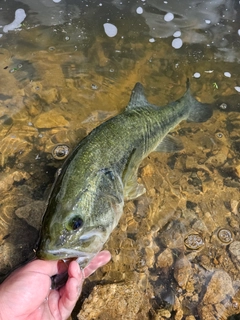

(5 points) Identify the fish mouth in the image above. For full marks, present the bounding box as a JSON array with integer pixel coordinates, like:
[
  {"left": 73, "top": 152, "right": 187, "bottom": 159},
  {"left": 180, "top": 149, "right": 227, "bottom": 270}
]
[{"left": 45, "top": 248, "right": 96, "bottom": 266}]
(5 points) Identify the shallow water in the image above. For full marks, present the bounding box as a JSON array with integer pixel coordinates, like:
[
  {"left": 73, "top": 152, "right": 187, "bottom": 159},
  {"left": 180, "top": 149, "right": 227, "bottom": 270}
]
[{"left": 0, "top": 1, "right": 240, "bottom": 319}]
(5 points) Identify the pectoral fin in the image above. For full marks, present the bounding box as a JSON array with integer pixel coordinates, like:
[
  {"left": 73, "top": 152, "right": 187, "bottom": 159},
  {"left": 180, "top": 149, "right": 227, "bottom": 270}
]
[
  {"left": 123, "top": 175, "right": 146, "bottom": 201},
  {"left": 155, "top": 135, "right": 184, "bottom": 153}
]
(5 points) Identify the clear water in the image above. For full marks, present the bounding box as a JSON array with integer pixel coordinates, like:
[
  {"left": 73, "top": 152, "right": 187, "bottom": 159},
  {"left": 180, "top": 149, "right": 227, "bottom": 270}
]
[{"left": 0, "top": 1, "right": 240, "bottom": 319}]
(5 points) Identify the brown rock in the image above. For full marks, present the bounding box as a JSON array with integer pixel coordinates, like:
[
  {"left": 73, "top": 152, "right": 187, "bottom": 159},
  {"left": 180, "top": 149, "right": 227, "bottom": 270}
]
[
  {"left": 40, "top": 88, "right": 59, "bottom": 104},
  {"left": 202, "top": 271, "right": 234, "bottom": 305},
  {"left": 78, "top": 282, "right": 149, "bottom": 320},
  {"left": 229, "top": 241, "right": 240, "bottom": 269},
  {"left": 173, "top": 255, "right": 191, "bottom": 288},
  {"left": 141, "top": 164, "right": 154, "bottom": 177},
  {"left": 33, "top": 109, "right": 69, "bottom": 128},
  {"left": 235, "top": 164, "right": 240, "bottom": 178},
  {"left": 156, "top": 248, "right": 173, "bottom": 269},
  {"left": 15, "top": 200, "right": 45, "bottom": 228}
]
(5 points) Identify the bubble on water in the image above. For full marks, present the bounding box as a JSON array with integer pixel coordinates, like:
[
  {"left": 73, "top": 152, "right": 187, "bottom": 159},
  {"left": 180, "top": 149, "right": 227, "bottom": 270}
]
[
  {"left": 164, "top": 12, "right": 174, "bottom": 22},
  {"left": 173, "top": 30, "right": 181, "bottom": 37},
  {"left": 219, "top": 103, "right": 227, "bottom": 110},
  {"left": 216, "top": 132, "right": 223, "bottom": 139},
  {"left": 91, "top": 84, "right": 98, "bottom": 90},
  {"left": 103, "top": 23, "right": 118, "bottom": 37},
  {"left": 52, "top": 0, "right": 61, "bottom": 2},
  {"left": 184, "top": 233, "right": 204, "bottom": 250},
  {"left": 217, "top": 228, "right": 233, "bottom": 244},
  {"left": 193, "top": 72, "right": 201, "bottom": 78},
  {"left": 205, "top": 19, "right": 211, "bottom": 24},
  {"left": 65, "top": 36, "right": 70, "bottom": 41},
  {"left": 149, "top": 38, "right": 155, "bottom": 43},
  {"left": 136, "top": 7, "right": 143, "bottom": 14},
  {"left": 238, "top": 29, "right": 240, "bottom": 36},
  {"left": 3, "top": 8, "right": 26, "bottom": 33},
  {"left": 224, "top": 72, "right": 231, "bottom": 77},
  {"left": 172, "top": 38, "right": 182, "bottom": 49},
  {"left": 52, "top": 144, "right": 70, "bottom": 160},
  {"left": 234, "top": 86, "right": 240, "bottom": 92}
]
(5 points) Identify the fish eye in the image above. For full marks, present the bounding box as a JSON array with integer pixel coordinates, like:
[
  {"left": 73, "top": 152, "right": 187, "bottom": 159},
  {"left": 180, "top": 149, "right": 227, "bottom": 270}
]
[{"left": 69, "top": 216, "right": 84, "bottom": 231}]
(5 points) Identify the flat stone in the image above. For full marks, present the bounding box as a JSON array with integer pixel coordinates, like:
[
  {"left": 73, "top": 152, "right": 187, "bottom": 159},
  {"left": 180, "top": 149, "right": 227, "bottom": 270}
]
[
  {"left": 78, "top": 282, "right": 149, "bottom": 320},
  {"left": 173, "top": 255, "right": 191, "bottom": 288},
  {"left": 202, "top": 271, "right": 234, "bottom": 305},
  {"left": 33, "top": 109, "right": 69, "bottom": 128}
]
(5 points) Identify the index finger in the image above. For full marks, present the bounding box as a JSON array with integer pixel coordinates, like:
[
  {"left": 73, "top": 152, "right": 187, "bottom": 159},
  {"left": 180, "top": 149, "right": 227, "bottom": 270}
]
[{"left": 83, "top": 250, "right": 111, "bottom": 278}]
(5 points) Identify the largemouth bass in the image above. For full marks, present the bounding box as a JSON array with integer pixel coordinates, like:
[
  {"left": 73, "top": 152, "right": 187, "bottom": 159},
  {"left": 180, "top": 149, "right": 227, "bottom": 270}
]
[{"left": 37, "top": 81, "right": 212, "bottom": 275}]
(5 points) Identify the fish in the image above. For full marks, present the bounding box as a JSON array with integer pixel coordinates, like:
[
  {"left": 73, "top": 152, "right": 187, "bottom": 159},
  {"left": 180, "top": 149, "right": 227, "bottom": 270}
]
[{"left": 37, "top": 80, "right": 212, "bottom": 286}]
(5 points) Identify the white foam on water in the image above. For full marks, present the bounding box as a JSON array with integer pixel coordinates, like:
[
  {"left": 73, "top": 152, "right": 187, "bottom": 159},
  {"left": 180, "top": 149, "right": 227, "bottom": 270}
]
[
  {"left": 0, "top": 34, "right": 2, "bottom": 38},
  {"left": 164, "top": 12, "right": 174, "bottom": 22},
  {"left": 172, "top": 38, "right": 183, "bottom": 49},
  {"left": 173, "top": 31, "right": 181, "bottom": 37},
  {"left": 149, "top": 38, "right": 155, "bottom": 43},
  {"left": 3, "top": 8, "right": 26, "bottom": 33},
  {"left": 224, "top": 72, "right": 231, "bottom": 77},
  {"left": 205, "top": 19, "right": 211, "bottom": 24},
  {"left": 136, "top": 7, "right": 143, "bottom": 14},
  {"left": 103, "top": 23, "right": 118, "bottom": 37},
  {"left": 238, "top": 29, "right": 240, "bottom": 36},
  {"left": 234, "top": 86, "right": 240, "bottom": 92},
  {"left": 52, "top": 0, "right": 61, "bottom": 2},
  {"left": 193, "top": 72, "right": 201, "bottom": 78}
]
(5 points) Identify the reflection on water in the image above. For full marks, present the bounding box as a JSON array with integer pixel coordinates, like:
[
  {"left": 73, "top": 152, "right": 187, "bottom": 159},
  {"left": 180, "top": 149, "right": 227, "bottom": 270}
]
[{"left": 0, "top": 0, "right": 240, "bottom": 319}]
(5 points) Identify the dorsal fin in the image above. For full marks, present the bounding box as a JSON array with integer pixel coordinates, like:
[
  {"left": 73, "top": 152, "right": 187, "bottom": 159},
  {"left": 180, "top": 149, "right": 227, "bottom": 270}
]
[{"left": 127, "top": 83, "right": 149, "bottom": 109}]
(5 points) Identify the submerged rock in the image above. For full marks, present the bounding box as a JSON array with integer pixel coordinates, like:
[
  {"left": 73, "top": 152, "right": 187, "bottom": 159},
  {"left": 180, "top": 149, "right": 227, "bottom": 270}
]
[
  {"left": 78, "top": 282, "right": 150, "bottom": 320},
  {"left": 33, "top": 109, "right": 69, "bottom": 128}
]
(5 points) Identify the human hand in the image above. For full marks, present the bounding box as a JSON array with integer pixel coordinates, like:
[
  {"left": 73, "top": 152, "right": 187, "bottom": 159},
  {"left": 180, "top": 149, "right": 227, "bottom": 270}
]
[{"left": 0, "top": 250, "right": 111, "bottom": 320}]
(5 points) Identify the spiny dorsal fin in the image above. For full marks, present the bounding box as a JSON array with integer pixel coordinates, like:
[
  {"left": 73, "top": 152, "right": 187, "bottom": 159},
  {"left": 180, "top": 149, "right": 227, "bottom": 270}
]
[{"left": 127, "top": 83, "right": 149, "bottom": 109}]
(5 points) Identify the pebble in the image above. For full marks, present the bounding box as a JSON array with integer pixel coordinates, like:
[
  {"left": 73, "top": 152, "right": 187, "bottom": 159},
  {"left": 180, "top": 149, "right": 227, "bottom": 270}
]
[
  {"left": 173, "top": 255, "right": 191, "bottom": 288},
  {"left": 156, "top": 248, "right": 173, "bottom": 268},
  {"left": 229, "top": 241, "right": 240, "bottom": 266},
  {"left": 202, "top": 270, "right": 234, "bottom": 305}
]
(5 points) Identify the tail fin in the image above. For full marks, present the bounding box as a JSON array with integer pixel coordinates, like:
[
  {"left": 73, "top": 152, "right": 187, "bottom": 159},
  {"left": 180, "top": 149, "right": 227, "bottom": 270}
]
[{"left": 184, "top": 79, "right": 212, "bottom": 122}]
